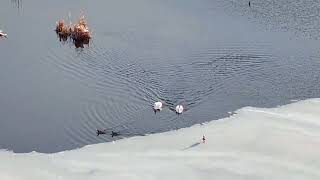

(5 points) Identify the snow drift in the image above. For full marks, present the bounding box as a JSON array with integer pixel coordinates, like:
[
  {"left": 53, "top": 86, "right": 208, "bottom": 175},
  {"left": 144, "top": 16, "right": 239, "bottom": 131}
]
[{"left": 1, "top": 99, "right": 320, "bottom": 180}]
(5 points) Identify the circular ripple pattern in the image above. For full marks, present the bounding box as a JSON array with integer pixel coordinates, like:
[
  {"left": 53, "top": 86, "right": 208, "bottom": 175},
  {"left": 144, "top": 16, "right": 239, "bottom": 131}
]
[
  {"left": 43, "top": 40, "right": 280, "bottom": 147},
  {"left": 2, "top": 0, "right": 320, "bottom": 153}
]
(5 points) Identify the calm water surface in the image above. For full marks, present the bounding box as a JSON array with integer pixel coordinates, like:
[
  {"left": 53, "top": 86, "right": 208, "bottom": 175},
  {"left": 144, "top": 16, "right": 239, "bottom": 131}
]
[{"left": 0, "top": 0, "right": 320, "bottom": 152}]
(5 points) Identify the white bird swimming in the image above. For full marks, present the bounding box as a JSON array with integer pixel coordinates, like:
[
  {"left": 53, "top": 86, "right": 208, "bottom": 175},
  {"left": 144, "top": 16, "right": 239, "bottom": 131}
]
[
  {"left": 0, "top": 30, "right": 7, "bottom": 37},
  {"left": 175, "top": 105, "right": 184, "bottom": 114},
  {"left": 153, "top": 101, "right": 163, "bottom": 111}
]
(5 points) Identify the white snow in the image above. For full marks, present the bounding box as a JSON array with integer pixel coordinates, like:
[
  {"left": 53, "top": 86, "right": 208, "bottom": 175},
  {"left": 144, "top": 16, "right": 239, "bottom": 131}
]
[{"left": 1, "top": 99, "right": 320, "bottom": 180}]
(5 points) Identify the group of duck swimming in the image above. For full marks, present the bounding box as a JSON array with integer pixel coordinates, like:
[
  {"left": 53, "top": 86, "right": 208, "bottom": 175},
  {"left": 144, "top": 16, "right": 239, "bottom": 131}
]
[
  {"left": 96, "top": 130, "right": 120, "bottom": 137},
  {"left": 97, "top": 102, "right": 184, "bottom": 137},
  {"left": 153, "top": 101, "right": 184, "bottom": 114}
]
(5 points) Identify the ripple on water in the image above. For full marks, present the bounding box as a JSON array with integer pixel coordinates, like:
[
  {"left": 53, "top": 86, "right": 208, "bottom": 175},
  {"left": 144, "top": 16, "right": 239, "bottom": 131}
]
[
  {"left": 44, "top": 38, "right": 278, "bottom": 147},
  {"left": 218, "top": 0, "right": 320, "bottom": 39}
]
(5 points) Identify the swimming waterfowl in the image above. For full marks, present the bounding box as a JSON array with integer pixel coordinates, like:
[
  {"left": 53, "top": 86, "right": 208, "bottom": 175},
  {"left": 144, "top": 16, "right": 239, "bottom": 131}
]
[
  {"left": 96, "top": 129, "right": 107, "bottom": 136},
  {"left": 153, "top": 101, "right": 163, "bottom": 112},
  {"left": 175, "top": 105, "right": 184, "bottom": 114},
  {"left": 111, "top": 131, "right": 120, "bottom": 137},
  {"left": 0, "top": 30, "right": 7, "bottom": 38}
]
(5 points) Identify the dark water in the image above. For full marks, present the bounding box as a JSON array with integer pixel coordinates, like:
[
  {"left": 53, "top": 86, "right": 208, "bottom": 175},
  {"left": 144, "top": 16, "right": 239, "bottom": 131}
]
[{"left": 0, "top": 0, "right": 320, "bottom": 153}]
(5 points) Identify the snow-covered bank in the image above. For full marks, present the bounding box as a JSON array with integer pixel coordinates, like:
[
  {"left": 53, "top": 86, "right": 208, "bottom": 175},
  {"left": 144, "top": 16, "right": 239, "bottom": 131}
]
[{"left": 1, "top": 99, "right": 320, "bottom": 180}]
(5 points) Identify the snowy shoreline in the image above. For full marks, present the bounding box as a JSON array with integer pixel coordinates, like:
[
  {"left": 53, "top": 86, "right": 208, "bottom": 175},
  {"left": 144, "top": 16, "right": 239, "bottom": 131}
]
[{"left": 1, "top": 99, "right": 320, "bottom": 179}]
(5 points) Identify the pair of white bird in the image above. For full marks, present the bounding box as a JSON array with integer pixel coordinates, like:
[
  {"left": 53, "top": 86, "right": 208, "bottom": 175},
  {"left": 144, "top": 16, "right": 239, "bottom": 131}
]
[
  {"left": 153, "top": 101, "right": 184, "bottom": 114},
  {"left": 0, "top": 30, "right": 7, "bottom": 38}
]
